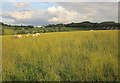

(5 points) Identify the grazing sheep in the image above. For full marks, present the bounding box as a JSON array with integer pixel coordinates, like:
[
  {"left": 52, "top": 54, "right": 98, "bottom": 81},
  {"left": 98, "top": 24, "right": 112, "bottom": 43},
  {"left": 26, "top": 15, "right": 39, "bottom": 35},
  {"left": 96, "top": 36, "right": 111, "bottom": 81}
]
[
  {"left": 14, "top": 35, "right": 22, "bottom": 38},
  {"left": 90, "top": 30, "right": 94, "bottom": 31},
  {"left": 26, "top": 33, "right": 30, "bottom": 37},
  {"left": 35, "top": 33, "right": 40, "bottom": 36},
  {"left": 32, "top": 34, "right": 35, "bottom": 37},
  {"left": 32, "top": 33, "right": 41, "bottom": 37}
]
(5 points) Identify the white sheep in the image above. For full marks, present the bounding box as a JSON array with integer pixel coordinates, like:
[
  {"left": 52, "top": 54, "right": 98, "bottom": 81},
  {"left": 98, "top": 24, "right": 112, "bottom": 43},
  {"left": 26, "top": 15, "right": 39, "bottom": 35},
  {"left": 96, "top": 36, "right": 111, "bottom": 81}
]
[
  {"left": 32, "top": 34, "right": 35, "bottom": 37},
  {"left": 35, "top": 33, "right": 40, "bottom": 36},
  {"left": 32, "top": 33, "right": 40, "bottom": 37},
  {"left": 26, "top": 33, "right": 30, "bottom": 37},
  {"left": 14, "top": 35, "right": 22, "bottom": 38}
]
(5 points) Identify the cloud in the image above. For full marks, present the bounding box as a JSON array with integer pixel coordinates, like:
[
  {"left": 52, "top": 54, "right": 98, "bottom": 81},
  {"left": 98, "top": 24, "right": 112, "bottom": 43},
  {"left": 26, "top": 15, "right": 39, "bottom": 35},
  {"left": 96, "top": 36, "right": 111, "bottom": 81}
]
[
  {"left": 2, "top": 2, "right": 118, "bottom": 26},
  {"left": 2, "top": 18, "right": 15, "bottom": 24},
  {"left": 7, "top": 10, "right": 34, "bottom": 20},
  {"left": 15, "top": 2, "right": 30, "bottom": 7},
  {"left": 2, "top": 6, "right": 81, "bottom": 25},
  {"left": 57, "top": 2, "right": 118, "bottom": 22},
  {"left": 48, "top": 6, "right": 80, "bottom": 23},
  {"left": 2, "top": 10, "right": 50, "bottom": 25}
]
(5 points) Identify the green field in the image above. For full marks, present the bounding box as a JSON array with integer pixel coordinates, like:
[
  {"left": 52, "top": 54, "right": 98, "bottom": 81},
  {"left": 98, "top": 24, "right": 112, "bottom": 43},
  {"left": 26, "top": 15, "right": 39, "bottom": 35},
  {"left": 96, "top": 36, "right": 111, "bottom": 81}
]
[
  {"left": 2, "top": 30, "right": 118, "bottom": 81},
  {"left": 1, "top": 25, "right": 80, "bottom": 35}
]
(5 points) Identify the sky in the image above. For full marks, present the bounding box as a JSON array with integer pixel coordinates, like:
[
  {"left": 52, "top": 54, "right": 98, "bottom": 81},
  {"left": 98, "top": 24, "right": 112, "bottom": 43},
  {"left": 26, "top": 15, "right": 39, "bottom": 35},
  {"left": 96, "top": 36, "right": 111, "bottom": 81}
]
[
  {"left": 1, "top": 1, "right": 119, "bottom": 26},
  {"left": 1, "top": 0, "right": 120, "bottom": 2}
]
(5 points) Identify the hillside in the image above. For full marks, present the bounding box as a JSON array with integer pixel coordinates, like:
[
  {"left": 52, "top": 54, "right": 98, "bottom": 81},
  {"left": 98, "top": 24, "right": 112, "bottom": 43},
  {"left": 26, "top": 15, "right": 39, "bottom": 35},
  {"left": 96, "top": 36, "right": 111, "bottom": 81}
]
[{"left": 0, "top": 21, "right": 119, "bottom": 35}]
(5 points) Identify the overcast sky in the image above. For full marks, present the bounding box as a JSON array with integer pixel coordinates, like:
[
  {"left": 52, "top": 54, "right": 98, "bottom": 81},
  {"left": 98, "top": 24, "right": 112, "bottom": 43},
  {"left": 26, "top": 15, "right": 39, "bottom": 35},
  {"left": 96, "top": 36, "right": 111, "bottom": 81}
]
[{"left": 1, "top": 1, "right": 118, "bottom": 26}]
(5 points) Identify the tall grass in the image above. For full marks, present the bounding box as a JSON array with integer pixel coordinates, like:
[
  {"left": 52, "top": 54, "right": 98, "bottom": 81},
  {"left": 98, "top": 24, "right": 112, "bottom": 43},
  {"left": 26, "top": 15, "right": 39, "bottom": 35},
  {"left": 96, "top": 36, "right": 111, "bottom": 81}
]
[
  {"left": 2, "top": 30, "right": 118, "bottom": 81},
  {"left": 3, "top": 29, "right": 16, "bottom": 35}
]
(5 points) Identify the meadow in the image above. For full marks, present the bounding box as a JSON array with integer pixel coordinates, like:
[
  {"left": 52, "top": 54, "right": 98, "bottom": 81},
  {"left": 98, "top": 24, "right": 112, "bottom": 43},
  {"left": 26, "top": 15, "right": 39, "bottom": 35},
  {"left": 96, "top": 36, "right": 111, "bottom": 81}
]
[{"left": 2, "top": 30, "right": 118, "bottom": 81}]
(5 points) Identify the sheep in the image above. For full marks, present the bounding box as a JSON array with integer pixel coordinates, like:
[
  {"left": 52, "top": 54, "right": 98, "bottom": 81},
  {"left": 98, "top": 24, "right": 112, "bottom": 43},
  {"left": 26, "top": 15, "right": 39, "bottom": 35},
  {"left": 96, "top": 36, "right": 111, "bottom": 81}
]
[
  {"left": 26, "top": 33, "right": 30, "bottom": 37},
  {"left": 35, "top": 33, "right": 40, "bottom": 36},
  {"left": 14, "top": 35, "right": 22, "bottom": 38},
  {"left": 90, "top": 30, "right": 94, "bottom": 31},
  {"left": 32, "top": 33, "right": 40, "bottom": 37},
  {"left": 32, "top": 34, "right": 35, "bottom": 37}
]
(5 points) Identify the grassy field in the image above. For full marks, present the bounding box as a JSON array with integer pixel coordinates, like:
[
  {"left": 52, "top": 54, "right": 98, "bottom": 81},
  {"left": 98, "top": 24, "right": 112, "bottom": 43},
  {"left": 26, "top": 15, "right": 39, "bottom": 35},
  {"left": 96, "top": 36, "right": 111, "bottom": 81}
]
[
  {"left": 2, "top": 30, "right": 118, "bottom": 81},
  {"left": 2, "top": 25, "right": 81, "bottom": 35}
]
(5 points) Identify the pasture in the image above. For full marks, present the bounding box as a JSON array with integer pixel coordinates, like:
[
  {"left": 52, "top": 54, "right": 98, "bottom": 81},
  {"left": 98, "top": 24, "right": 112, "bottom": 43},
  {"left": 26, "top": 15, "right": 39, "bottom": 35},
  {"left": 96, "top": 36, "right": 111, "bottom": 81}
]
[{"left": 2, "top": 30, "right": 118, "bottom": 81}]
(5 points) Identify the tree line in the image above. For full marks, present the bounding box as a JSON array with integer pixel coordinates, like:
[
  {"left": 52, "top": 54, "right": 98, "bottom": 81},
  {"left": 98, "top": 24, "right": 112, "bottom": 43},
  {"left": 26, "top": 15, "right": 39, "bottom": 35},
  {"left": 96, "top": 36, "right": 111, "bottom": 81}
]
[
  {"left": 45, "top": 21, "right": 119, "bottom": 30},
  {"left": 0, "top": 21, "right": 120, "bottom": 30}
]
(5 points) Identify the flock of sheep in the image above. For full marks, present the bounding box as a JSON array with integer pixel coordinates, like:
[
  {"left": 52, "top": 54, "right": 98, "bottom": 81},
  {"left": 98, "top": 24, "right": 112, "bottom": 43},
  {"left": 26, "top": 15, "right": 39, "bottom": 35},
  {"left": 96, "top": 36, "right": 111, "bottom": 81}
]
[
  {"left": 13, "top": 30, "right": 94, "bottom": 39},
  {"left": 14, "top": 33, "right": 41, "bottom": 39}
]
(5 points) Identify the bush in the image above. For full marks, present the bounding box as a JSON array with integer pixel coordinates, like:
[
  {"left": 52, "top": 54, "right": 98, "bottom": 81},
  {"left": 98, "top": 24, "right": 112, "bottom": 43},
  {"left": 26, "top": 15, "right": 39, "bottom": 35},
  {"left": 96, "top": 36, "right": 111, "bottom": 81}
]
[
  {"left": 3, "top": 29, "right": 16, "bottom": 35},
  {"left": 17, "top": 30, "right": 26, "bottom": 34}
]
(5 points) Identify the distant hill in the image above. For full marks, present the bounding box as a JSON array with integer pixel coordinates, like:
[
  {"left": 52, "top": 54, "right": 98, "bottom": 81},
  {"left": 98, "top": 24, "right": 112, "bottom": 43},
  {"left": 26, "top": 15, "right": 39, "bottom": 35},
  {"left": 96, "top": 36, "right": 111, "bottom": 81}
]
[
  {"left": 0, "top": 21, "right": 119, "bottom": 30},
  {"left": 0, "top": 21, "right": 119, "bottom": 35},
  {"left": 44, "top": 21, "right": 119, "bottom": 30}
]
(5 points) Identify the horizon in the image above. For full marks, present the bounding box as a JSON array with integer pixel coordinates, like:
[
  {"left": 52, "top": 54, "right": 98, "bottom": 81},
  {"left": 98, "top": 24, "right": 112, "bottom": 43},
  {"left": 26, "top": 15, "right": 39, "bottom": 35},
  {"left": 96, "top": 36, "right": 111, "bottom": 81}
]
[{"left": 0, "top": 20, "right": 118, "bottom": 27}]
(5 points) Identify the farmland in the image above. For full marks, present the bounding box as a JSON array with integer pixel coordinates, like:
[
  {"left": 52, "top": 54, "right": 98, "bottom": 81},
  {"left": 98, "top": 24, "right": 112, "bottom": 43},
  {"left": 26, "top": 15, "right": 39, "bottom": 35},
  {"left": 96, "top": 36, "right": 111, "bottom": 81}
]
[{"left": 2, "top": 30, "right": 118, "bottom": 81}]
